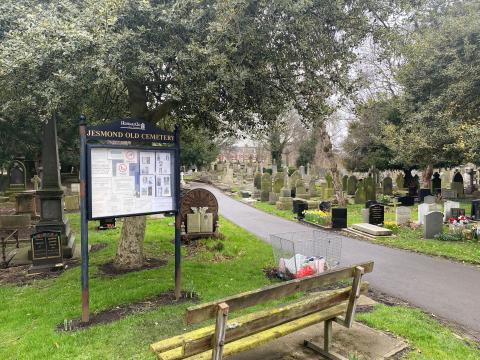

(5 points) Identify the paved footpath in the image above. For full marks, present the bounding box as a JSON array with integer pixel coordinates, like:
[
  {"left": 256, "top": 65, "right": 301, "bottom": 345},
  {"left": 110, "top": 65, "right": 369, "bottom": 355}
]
[{"left": 193, "top": 184, "right": 480, "bottom": 337}]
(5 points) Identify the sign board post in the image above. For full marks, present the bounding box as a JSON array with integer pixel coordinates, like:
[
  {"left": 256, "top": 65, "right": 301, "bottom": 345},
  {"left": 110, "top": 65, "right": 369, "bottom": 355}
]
[{"left": 78, "top": 116, "right": 181, "bottom": 322}]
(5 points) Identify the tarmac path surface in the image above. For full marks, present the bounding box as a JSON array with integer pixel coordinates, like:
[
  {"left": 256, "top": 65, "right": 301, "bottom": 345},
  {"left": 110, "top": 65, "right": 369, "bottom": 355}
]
[{"left": 192, "top": 183, "right": 480, "bottom": 337}]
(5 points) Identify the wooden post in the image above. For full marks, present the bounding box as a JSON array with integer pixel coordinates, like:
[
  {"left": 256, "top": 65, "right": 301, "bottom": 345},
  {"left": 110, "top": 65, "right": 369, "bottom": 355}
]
[
  {"left": 336, "top": 266, "right": 364, "bottom": 328},
  {"left": 212, "top": 302, "right": 229, "bottom": 360},
  {"left": 324, "top": 319, "right": 332, "bottom": 352}
]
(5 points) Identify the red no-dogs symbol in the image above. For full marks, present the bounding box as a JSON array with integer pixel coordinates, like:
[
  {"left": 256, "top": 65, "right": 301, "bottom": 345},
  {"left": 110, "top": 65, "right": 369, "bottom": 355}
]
[
  {"left": 125, "top": 151, "right": 135, "bottom": 161},
  {"left": 118, "top": 163, "right": 128, "bottom": 175}
]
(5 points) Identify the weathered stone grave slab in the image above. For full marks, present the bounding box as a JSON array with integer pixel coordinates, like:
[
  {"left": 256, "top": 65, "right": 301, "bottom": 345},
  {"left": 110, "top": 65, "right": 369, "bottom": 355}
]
[
  {"left": 395, "top": 206, "right": 411, "bottom": 225},
  {"left": 424, "top": 211, "right": 443, "bottom": 239},
  {"left": 352, "top": 223, "right": 392, "bottom": 236}
]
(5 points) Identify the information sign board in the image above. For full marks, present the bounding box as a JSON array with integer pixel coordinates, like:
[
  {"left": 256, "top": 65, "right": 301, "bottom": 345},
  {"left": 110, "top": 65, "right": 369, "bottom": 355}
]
[{"left": 87, "top": 145, "right": 176, "bottom": 219}]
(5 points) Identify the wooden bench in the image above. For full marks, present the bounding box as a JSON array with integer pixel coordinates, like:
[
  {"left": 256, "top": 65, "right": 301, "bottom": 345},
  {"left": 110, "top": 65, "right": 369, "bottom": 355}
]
[{"left": 150, "top": 261, "right": 374, "bottom": 360}]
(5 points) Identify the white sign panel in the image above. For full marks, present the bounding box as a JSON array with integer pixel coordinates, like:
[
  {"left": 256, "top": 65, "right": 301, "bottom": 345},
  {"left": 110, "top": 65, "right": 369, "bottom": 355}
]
[{"left": 88, "top": 147, "right": 175, "bottom": 219}]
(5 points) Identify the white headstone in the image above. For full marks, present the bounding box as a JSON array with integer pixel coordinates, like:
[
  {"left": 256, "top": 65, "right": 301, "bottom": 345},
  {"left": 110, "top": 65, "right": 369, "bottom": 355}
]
[
  {"left": 443, "top": 200, "right": 460, "bottom": 222},
  {"left": 418, "top": 203, "right": 436, "bottom": 225},
  {"left": 395, "top": 206, "right": 411, "bottom": 225},
  {"left": 70, "top": 183, "right": 80, "bottom": 193}
]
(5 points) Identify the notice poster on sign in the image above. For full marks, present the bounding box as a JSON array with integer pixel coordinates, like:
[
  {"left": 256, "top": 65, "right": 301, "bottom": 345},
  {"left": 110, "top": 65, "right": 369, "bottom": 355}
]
[{"left": 88, "top": 147, "right": 175, "bottom": 219}]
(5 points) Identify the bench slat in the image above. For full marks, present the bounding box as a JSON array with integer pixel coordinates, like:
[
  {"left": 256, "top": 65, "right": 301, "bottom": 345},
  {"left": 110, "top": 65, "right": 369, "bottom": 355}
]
[
  {"left": 186, "top": 261, "right": 374, "bottom": 325},
  {"left": 152, "top": 284, "right": 368, "bottom": 359},
  {"left": 183, "top": 303, "right": 348, "bottom": 360}
]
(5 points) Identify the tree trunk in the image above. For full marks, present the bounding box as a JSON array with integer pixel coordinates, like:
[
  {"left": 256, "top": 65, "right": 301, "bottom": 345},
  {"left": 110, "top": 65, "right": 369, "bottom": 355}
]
[
  {"left": 113, "top": 81, "right": 149, "bottom": 270},
  {"left": 318, "top": 123, "right": 346, "bottom": 206},
  {"left": 114, "top": 216, "right": 146, "bottom": 270},
  {"left": 422, "top": 164, "right": 433, "bottom": 189}
]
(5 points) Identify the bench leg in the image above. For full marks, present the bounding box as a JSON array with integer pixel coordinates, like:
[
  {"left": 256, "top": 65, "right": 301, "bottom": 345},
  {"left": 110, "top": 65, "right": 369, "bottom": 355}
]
[
  {"left": 212, "top": 302, "right": 229, "bottom": 360},
  {"left": 303, "top": 320, "right": 347, "bottom": 360}
]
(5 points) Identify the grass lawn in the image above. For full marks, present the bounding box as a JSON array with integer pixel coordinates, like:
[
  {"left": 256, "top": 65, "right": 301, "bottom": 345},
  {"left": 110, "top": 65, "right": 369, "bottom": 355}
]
[
  {"left": 0, "top": 214, "right": 478, "bottom": 359},
  {"left": 358, "top": 304, "right": 480, "bottom": 360},
  {"left": 244, "top": 198, "right": 480, "bottom": 264}
]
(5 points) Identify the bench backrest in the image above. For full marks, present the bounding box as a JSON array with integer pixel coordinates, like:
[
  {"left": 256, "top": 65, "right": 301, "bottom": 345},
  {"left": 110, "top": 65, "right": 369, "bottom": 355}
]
[{"left": 186, "top": 261, "right": 374, "bottom": 325}]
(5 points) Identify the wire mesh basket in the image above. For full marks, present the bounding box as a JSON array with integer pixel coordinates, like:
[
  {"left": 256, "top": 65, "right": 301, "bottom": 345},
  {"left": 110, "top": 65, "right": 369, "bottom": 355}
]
[{"left": 270, "top": 231, "right": 342, "bottom": 279}]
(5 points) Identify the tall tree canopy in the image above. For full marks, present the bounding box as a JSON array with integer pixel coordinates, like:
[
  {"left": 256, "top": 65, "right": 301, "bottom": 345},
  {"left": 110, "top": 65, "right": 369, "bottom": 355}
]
[{"left": 0, "top": 0, "right": 384, "bottom": 269}]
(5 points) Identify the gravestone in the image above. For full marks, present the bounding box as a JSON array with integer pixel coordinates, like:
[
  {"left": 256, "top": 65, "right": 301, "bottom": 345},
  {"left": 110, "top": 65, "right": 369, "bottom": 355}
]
[
  {"left": 260, "top": 173, "right": 272, "bottom": 202},
  {"left": 361, "top": 208, "right": 369, "bottom": 223},
  {"left": 332, "top": 208, "right": 347, "bottom": 229},
  {"left": 276, "top": 170, "right": 293, "bottom": 210},
  {"left": 319, "top": 201, "right": 331, "bottom": 212},
  {"left": 451, "top": 172, "right": 464, "bottom": 197},
  {"left": 418, "top": 203, "right": 433, "bottom": 225},
  {"left": 450, "top": 208, "right": 466, "bottom": 218},
  {"left": 292, "top": 199, "right": 308, "bottom": 219},
  {"left": 271, "top": 162, "right": 278, "bottom": 175},
  {"left": 15, "top": 191, "right": 37, "bottom": 218},
  {"left": 295, "top": 179, "right": 309, "bottom": 199},
  {"left": 180, "top": 188, "right": 219, "bottom": 240},
  {"left": 471, "top": 200, "right": 480, "bottom": 220},
  {"left": 395, "top": 206, "right": 411, "bottom": 225},
  {"left": 423, "top": 195, "right": 435, "bottom": 204},
  {"left": 342, "top": 175, "right": 348, "bottom": 192},
  {"left": 98, "top": 218, "right": 116, "bottom": 230},
  {"left": 289, "top": 170, "right": 301, "bottom": 197},
  {"left": 347, "top": 175, "right": 357, "bottom": 195},
  {"left": 431, "top": 173, "right": 441, "bottom": 194},
  {"left": 354, "top": 182, "right": 366, "bottom": 204},
  {"left": 364, "top": 176, "right": 376, "bottom": 201},
  {"left": 369, "top": 204, "right": 384, "bottom": 225},
  {"left": 395, "top": 174, "right": 405, "bottom": 190},
  {"left": 64, "top": 195, "right": 80, "bottom": 211},
  {"left": 365, "top": 200, "right": 377, "bottom": 209},
  {"left": 6, "top": 160, "right": 27, "bottom": 199},
  {"left": 418, "top": 188, "right": 431, "bottom": 203},
  {"left": 253, "top": 171, "right": 262, "bottom": 190},
  {"left": 272, "top": 173, "right": 284, "bottom": 195},
  {"left": 31, "top": 175, "right": 41, "bottom": 191},
  {"left": 35, "top": 118, "right": 75, "bottom": 258},
  {"left": 443, "top": 201, "right": 460, "bottom": 222},
  {"left": 308, "top": 178, "right": 317, "bottom": 198},
  {"left": 299, "top": 166, "right": 306, "bottom": 179},
  {"left": 382, "top": 176, "right": 393, "bottom": 195},
  {"left": 30, "top": 231, "right": 63, "bottom": 271},
  {"left": 423, "top": 211, "right": 443, "bottom": 239},
  {"left": 441, "top": 188, "right": 456, "bottom": 199},
  {"left": 325, "top": 173, "right": 333, "bottom": 189},
  {"left": 398, "top": 195, "right": 414, "bottom": 206}
]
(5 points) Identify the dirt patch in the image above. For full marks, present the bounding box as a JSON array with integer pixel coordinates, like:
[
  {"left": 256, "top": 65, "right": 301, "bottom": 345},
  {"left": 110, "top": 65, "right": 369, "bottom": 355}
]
[
  {"left": 262, "top": 267, "right": 280, "bottom": 281},
  {"left": 0, "top": 260, "right": 79, "bottom": 286},
  {"left": 98, "top": 257, "right": 167, "bottom": 276},
  {"left": 57, "top": 290, "right": 199, "bottom": 332},
  {"left": 90, "top": 243, "right": 108, "bottom": 253},
  {"left": 367, "top": 289, "right": 409, "bottom": 307}
]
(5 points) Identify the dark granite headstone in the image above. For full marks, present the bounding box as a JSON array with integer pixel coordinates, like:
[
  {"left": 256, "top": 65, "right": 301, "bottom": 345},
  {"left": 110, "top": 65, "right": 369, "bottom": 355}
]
[
  {"left": 332, "top": 208, "right": 347, "bottom": 229},
  {"left": 30, "top": 231, "right": 63, "bottom": 270},
  {"left": 450, "top": 208, "right": 466, "bottom": 218},
  {"left": 418, "top": 188, "right": 431, "bottom": 203},
  {"left": 98, "top": 218, "right": 116, "bottom": 230},
  {"left": 365, "top": 200, "right": 377, "bottom": 209},
  {"left": 292, "top": 199, "right": 308, "bottom": 219},
  {"left": 319, "top": 201, "right": 331, "bottom": 212},
  {"left": 398, "top": 196, "right": 415, "bottom": 206},
  {"left": 431, "top": 173, "right": 441, "bottom": 194},
  {"left": 471, "top": 200, "right": 480, "bottom": 220},
  {"left": 369, "top": 204, "right": 384, "bottom": 225}
]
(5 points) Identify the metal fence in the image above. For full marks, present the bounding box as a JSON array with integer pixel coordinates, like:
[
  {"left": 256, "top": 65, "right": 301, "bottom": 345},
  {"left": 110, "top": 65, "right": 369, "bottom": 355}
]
[{"left": 270, "top": 230, "right": 342, "bottom": 279}]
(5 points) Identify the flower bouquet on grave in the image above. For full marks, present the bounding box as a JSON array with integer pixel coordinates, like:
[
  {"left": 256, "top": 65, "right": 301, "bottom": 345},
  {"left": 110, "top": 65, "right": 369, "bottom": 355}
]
[{"left": 448, "top": 215, "right": 470, "bottom": 236}]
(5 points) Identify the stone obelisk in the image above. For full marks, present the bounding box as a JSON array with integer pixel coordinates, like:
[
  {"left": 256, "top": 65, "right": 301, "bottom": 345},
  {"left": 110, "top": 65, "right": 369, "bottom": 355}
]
[{"left": 35, "top": 117, "right": 76, "bottom": 258}]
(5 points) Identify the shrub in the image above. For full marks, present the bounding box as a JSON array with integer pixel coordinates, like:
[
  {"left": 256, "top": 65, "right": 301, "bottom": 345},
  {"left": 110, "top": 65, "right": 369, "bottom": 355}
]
[{"left": 434, "top": 233, "right": 463, "bottom": 242}]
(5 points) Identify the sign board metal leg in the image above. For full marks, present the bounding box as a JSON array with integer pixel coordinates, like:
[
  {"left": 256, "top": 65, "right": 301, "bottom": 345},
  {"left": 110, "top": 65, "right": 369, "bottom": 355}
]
[{"left": 79, "top": 115, "right": 89, "bottom": 323}]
